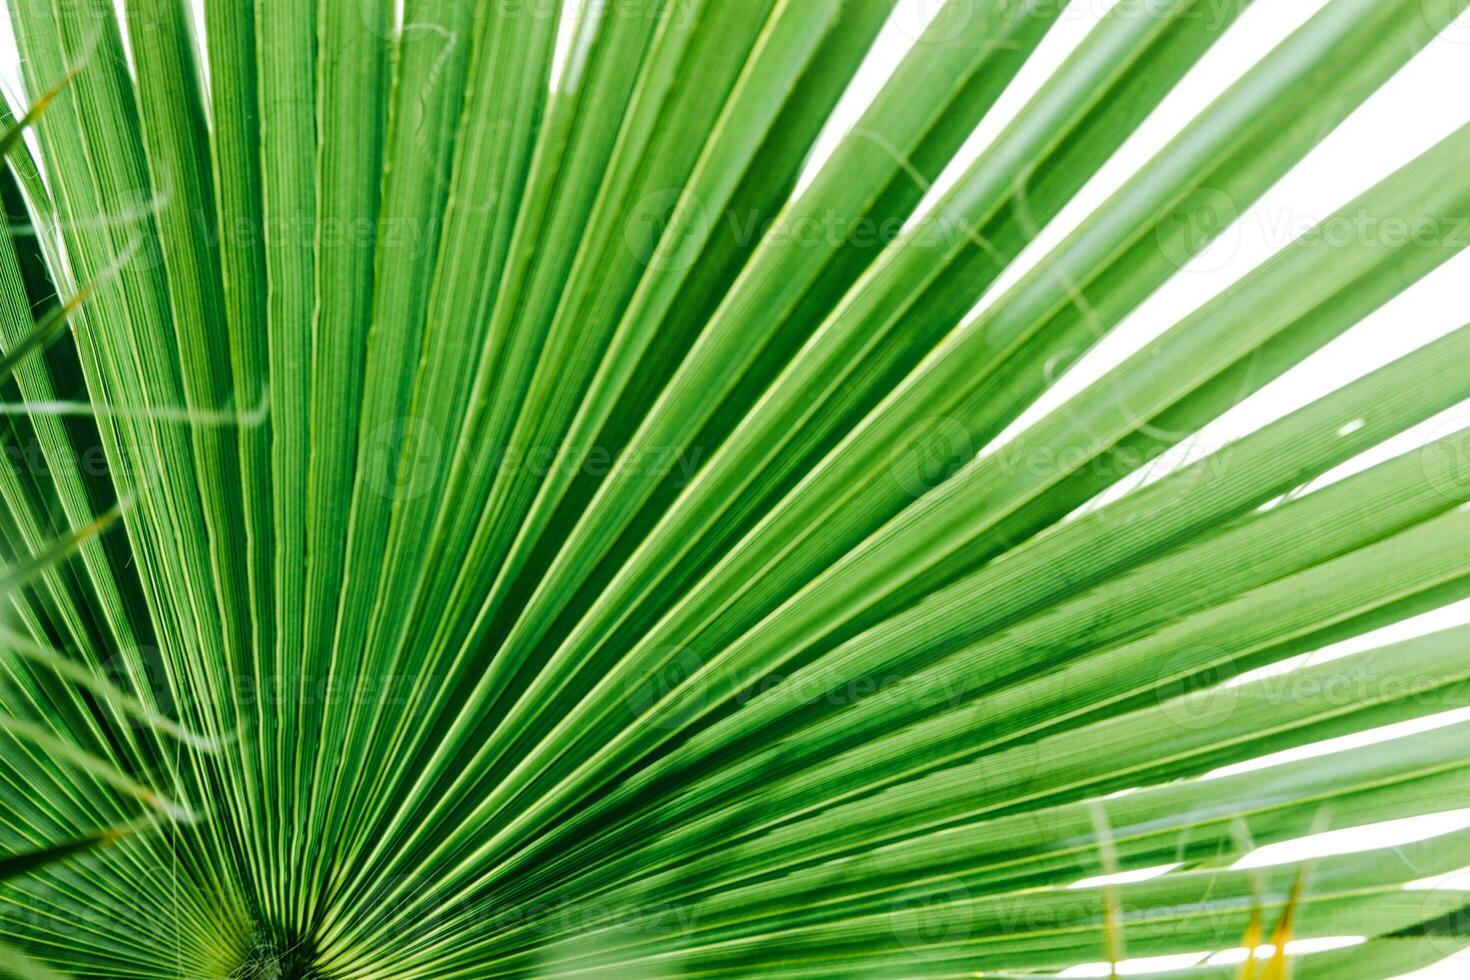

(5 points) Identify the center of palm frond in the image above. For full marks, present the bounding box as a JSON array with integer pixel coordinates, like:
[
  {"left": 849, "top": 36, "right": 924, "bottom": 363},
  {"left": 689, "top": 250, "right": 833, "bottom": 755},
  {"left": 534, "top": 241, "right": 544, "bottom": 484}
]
[{"left": 232, "top": 937, "right": 321, "bottom": 980}]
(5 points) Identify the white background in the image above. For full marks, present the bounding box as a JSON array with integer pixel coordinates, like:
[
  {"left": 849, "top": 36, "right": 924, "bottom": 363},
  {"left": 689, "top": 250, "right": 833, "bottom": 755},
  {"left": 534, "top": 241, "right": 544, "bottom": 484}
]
[{"left": 2, "top": 0, "right": 1470, "bottom": 975}]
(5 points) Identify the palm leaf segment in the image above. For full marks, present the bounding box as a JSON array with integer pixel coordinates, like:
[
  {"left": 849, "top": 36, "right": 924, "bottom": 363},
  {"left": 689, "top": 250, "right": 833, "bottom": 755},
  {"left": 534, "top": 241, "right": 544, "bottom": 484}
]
[{"left": 2, "top": 0, "right": 1470, "bottom": 976}]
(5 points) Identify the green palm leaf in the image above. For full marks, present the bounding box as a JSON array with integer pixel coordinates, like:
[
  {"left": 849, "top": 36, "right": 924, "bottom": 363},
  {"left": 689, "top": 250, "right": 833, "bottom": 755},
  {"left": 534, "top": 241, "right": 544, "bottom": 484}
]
[{"left": 2, "top": 0, "right": 1470, "bottom": 977}]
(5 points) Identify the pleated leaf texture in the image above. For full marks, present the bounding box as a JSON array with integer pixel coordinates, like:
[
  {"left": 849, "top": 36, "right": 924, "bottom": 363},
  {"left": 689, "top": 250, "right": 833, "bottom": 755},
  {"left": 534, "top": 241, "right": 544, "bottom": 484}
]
[{"left": 4, "top": 0, "right": 1470, "bottom": 977}]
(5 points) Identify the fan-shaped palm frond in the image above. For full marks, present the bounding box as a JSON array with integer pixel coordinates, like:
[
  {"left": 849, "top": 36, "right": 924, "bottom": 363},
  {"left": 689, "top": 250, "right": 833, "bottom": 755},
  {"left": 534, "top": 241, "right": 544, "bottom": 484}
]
[{"left": 3, "top": 0, "right": 1470, "bottom": 977}]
